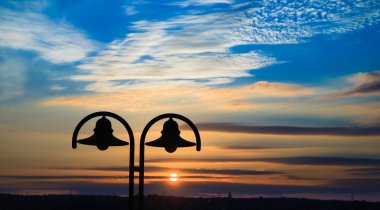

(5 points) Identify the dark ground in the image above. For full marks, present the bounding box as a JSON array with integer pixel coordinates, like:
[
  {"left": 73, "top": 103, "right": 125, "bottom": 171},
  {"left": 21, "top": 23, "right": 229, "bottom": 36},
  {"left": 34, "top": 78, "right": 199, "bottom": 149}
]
[{"left": 1, "top": 194, "right": 380, "bottom": 210}]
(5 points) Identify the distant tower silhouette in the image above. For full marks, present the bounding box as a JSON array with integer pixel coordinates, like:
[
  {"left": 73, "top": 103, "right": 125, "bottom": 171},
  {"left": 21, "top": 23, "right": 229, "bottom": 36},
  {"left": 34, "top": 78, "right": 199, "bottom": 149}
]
[{"left": 228, "top": 192, "right": 232, "bottom": 199}]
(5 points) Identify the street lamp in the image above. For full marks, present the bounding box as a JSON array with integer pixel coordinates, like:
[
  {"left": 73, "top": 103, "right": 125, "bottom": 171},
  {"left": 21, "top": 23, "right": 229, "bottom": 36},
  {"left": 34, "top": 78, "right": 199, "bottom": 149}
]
[
  {"left": 71, "top": 111, "right": 135, "bottom": 210},
  {"left": 138, "top": 113, "right": 201, "bottom": 210},
  {"left": 71, "top": 112, "right": 201, "bottom": 210}
]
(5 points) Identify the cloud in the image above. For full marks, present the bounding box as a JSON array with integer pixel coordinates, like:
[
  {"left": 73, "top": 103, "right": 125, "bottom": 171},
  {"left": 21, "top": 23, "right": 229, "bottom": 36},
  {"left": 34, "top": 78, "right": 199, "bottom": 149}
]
[
  {"left": 70, "top": 0, "right": 380, "bottom": 91},
  {"left": 220, "top": 146, "right": 297, "bottom": 150},
  {"left": 83, "top": 166, "right": 283, "bottom": 176},
  {"left": 0, "top": 175, "right": 129, "bottom": 180},
  {"left": 193, "top": 122, "right": 380, "bottom": 136},
  {"left": 0, "top": 7, "right": 96, "bottom": 63},
  {"left": 2, "top": 179, "right": 379, "bottom": 196},
  {"left": 75, "top": 52, "right": 274, "bottom": 83},
  {"left": 327, "top": 178, "right": 380, "bottom": 193},
  {"left": 240, "top": 0, "right": 380, "bottom": 44},
  {"left": 346, "top": 167, "right": 380, "bottom": 177},
  {"left": 42, "top": 81, "right": 314, "bottom": 111},
  {"left": 179, "top": 168, "right": 283, "bottom": 176},
  {"left": 172, "top": 0, "right": 233, "bottom": 7},
  {"left": 257, "top": 157, "right": 380, "bottom": 167},
  {"left": 146, "top": 156, "right": 380, "bottom": 167},
  {"left": 0, "top": 56, "right": 25, "bottom": 101},
  {"left": 337, "top": 70, "right": 380, "bottom": 97},
  {"left": 0, "top": 175, "right": 220, "bottom": 180},
  {"left": 124, "top": 6, "right": 138, "bottom": 16},
  {"left": 49, "top": 85, "right": 66, "bottom": 91},
  {"left": 250, "top": 81, "right": 315, "bottom": 96},
  {"left": 71, "top": 3, "right": 279, "bottom": 91}
]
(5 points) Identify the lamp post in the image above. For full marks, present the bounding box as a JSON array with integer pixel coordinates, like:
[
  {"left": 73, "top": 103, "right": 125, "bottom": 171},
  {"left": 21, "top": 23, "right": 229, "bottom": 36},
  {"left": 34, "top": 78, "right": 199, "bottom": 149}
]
[
  {"left": 71, "top": 112, "right": 201, "bottom": 210},
  {"left": 138, "top": 113, "right": 201, "bottom": 210},
  {"left": 71, "top": 111, "right": 135, "bottom": 210}
]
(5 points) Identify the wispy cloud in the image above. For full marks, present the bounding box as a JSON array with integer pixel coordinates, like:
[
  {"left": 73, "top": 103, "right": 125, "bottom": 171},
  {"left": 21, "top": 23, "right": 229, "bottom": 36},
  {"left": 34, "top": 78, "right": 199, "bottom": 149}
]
[
  {"left": 124, "top": 6, "right": 138, "bottom": 16},
  {"left": 72, "top": 3, "right": 278, "bottom": 91},
  {"left": 0, "top": 7, "right": 97, "bottom": 63},
  {"left": 171, "top": 0, "right": 233, "bottom": 7},
  {"left": 0, "top": 55, "right": 25, "bottom": 101}
]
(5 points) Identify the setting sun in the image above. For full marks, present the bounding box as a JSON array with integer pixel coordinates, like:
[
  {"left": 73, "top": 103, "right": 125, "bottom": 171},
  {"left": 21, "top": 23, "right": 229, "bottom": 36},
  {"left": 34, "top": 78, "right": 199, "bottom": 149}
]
[{"left": 169, "top": 173, "right": 178, "bottom": 182}]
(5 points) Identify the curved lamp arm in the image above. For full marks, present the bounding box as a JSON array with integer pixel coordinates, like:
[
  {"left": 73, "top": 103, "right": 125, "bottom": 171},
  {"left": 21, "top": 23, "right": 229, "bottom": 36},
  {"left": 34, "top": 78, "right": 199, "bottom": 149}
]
[
  {"left": 72, "top": 111, "right": 134, "bottom": 149},
  {"left": 71, "top": 111, "right": 135, "bottom": 210}
]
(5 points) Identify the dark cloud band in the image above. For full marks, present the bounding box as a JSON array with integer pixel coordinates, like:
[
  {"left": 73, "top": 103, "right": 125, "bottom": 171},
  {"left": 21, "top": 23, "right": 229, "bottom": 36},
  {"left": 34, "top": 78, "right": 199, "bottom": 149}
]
[
  {"left": 146, "top": 156, "right": 380, "bottom": 166},
  {"left": 191, "top": 123, "right": 380, "bottom": 136}
]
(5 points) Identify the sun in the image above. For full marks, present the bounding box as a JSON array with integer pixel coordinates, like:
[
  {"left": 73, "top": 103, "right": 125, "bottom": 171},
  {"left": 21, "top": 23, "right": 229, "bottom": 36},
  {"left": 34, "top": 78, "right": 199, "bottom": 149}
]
[{"left": 169, "top": 173, "right": 178, "bottom": 182}]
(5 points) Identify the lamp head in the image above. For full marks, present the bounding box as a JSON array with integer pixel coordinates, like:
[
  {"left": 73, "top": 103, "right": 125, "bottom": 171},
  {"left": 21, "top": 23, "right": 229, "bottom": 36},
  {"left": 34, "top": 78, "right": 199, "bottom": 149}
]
[
  {"left": 77, "top": 116, "right": 129, "bottom": 150},
  {"left": 145, "top": 118, "right": 196, "bottom": 153}
]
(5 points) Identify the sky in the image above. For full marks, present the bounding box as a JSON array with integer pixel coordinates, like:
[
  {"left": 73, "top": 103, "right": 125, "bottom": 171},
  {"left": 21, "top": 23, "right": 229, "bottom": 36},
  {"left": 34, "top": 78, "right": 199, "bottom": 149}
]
[{"left": 1, "top": 0, "right": 380, "bottom": 201}]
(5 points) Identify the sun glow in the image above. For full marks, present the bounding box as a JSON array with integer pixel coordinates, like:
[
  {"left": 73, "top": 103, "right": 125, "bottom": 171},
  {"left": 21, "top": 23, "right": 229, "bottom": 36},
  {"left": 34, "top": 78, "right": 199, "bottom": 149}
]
[{"left": 169, "top": 173, "right": 178, "bottom": 182}]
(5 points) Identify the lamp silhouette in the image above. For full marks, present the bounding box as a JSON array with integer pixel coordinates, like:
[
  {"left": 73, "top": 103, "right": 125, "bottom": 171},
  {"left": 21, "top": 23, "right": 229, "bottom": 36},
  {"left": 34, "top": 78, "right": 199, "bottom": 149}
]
[
  {"left": 145, "top": 118, "right": 196, "bottom": 153},
  {"left": 71, "top": 112, "right": 201, "bottom": 210},
  {"left": 72, "top": 111, "right": 135, "bottom": 210},
  {"left": 77, "top": 116, "right": 129, "bottom": 150},
  {"left": 139, "top": 113, "right": 201, "bottom": 210}
]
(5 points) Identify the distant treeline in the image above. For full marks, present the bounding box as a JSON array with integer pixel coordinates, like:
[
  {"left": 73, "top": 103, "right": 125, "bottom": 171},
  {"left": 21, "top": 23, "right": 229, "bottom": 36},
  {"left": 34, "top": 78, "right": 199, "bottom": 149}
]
[{"left": 1, "top": 194, "right": 380, "bottom": 210}]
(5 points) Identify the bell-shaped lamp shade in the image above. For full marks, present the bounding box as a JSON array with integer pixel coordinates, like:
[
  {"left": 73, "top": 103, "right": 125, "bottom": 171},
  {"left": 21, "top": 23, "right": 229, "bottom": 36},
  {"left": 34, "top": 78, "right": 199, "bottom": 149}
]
[
  {"left": 77, "top": 116, "right": 129, "bottom": 150},
  {"left": 145, "top": 118, "right": 196, "bottom": 153}
]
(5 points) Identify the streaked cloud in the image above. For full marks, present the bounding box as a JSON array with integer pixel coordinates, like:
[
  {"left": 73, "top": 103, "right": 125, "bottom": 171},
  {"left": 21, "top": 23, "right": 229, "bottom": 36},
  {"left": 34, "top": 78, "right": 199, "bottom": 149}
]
[
  {"left": 194, "top": 122, "right": 380, "bottom": 136},
  {"left": 258, "top": 157, "right": 380, "bottom": 167},
  {"left": 2, "top": 179, "right": 379, "bottom": 196},
  {"left": 174, "top": 168, "right": 284, "bottom": 176},
  {"left": 346, "top": 167, "right": 380, "bottom": 177},
  {"left": 146, "top": 156, "right": 380, "bottom": 167},
  {"left": 0, "top": 175, "right": 129, "bottom": 180},
  {"left": 220, "top": 145, "right": 298, "bottom": 150},
  {"left": 337, "top": 70, "right": 380, "bottom": 97},
  {"left": 83, "top": 166, "right": 284, "bottom": 176},
  {"left": 0, "top": 7, "right": 96, "bottom": 63},
  {"left": 250, "top": 81, "right": 316, "bottom": 96},
  {"left": 0, "top": 175, "right": 221, "bottom": 180},
  {"left": 42, "top": 81, "right": 314, "bottom": 111}
]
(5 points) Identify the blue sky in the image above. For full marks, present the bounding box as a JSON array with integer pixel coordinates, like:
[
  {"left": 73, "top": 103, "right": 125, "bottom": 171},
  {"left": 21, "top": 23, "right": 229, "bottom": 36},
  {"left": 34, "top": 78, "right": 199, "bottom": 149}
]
[
  {"left": 1, "top": 0, "right": 380, "bottom": 100},
  {"left": 1, "top": 0, "right": 380, "bottom": 200}
]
